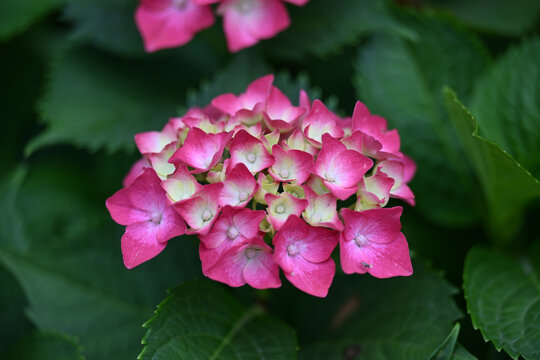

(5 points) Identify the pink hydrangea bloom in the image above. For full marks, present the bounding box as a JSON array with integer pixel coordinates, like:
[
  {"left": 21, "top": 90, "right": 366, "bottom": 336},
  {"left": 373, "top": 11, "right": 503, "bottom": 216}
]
[{"left": 107, "top": 75, "right": 416, "bottom": 296}]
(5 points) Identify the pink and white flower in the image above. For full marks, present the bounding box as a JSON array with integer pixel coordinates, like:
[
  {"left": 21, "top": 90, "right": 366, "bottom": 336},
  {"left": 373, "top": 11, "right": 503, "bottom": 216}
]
[
  {"left": 106, "top": 168, "right": 187, "bottom": 269},
  {"left": 174, "top": 182, "right": 223, "bottom": 234},
  {"left": 268, "top": 145, "right": 313, "bottom": 184},
  {"left": 375, "top": 159, "right": 415, "bottom": 206},
  {"left": 219, "top": 163, "right": 258, "bottom": 207},
  {"left": 229, "top": 130, "right": 275, "bottom": 174},
  {"left": 199, "top": 206, "right": 265, "bottom": 270},
  {"left": 313, "top": 133, "right": 373, "bottom": 200},
  {"left": 169, "top": 127, "right": 232, "bottom": 173},
  {"left": 340, "top": 207, "right": 412, "bottom": 278},
  {"left": 203, "top": 237, "right": 281, "bottom": 288},
  {"left": 265, "top": 192, "right": 308, "bottom": 231}
]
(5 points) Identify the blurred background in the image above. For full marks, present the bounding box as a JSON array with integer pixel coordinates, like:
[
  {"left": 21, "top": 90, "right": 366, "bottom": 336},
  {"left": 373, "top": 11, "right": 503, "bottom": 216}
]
[{"left": 1, "top": 0, "right": 539, "bottom": 359}]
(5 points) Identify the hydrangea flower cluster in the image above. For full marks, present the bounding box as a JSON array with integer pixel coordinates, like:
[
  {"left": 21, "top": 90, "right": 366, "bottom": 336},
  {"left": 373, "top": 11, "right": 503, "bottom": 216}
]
[
  {"left": 135, "top": 0, "right": 308, "bottom": 52},
  {"left": 106, "top": 75, "right": 416, "bottom": 297}
]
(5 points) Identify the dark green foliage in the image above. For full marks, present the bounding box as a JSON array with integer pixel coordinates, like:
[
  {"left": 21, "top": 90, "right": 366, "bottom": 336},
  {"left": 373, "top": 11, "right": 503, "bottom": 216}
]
[
  {"left": 2, "top": 1, "right": 540, "bottom": 359},
  {"left": 139, "top": 281, "right": 297, "bottom": 359},
  {"left": 464, "top": 246, "right": 540, "bottom": 359}
]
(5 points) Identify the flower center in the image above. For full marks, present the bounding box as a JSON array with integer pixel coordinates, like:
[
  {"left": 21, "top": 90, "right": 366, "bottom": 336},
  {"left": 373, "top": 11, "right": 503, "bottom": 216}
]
[
  {"left": 202, "top": 210, "right": 213, "bottom": 221},
  {"left": 325, "top": 173, "right": 336, "bottom": 182},
  {"left": 150, "top": 212, "right": 162, "bottom": 225},
  {"left": 279, "top": 169, "right": 290, "bottom": 178},
  {"left": 235, "top": 0, "right": 254, "bottom": 12},
  {"left": 238, "top": 191, "right": 248, "bottom": 201},
  {"left": 245, "top": 247, "right": 257, "bottom": 259},
  {"left": 354, "top": 234, "right": 367, "bottom": 247},
  {"left": 287, "top": 244, "right": 299, "bottom": 256},
  {"left": 246, "top": 153, "right": 257, "bottom": 163},
  {"left": 275, "top": 204, "right": 286, "bottom": 214},
  {"left": 172, "top": 0, "right": 188, "bottom": 10},
  {"left": 226, "top": 227, "right": 239, "bottom": 240}
]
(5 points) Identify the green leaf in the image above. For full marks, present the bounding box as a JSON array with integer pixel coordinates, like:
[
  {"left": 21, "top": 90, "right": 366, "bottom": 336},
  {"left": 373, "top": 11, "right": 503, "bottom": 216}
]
[
  {"left": 427, "top": 323, "right": 463, "bottom": 360},
  {"left": 139, "top": 281, "right": 297, "bottom": 360},
  {"left": 416, "top": 0, "right": 540, "bottom": 36},
  {"left": 30, "top": 45, "right": 218, "bottom": 155},
  {"left": 0, "top": 0, "right": 65, "bottom": 40},
  {"left": 275, "top": 263, "right": 461, "bottom": 360},
  {"left": 0, "top": 266, "right": 33, "bottom": 356},
  {"left": 4, "top": 331, "right": 85, "bottom": 360},
  {"left": 354, "top": 13, "right": 490, "bottom": 227},
  {"left": 443, "top": 88, "right": 540, "bottom": 242},
  {"left": 63, "top": 0, "right": 143, "bottom": 56},
  {"left": 463, "top": 246, "right": 540, "bottom": 360},
  {"left": 263, "top": 0, "right": 416, "bottom": 60},
  {"left": 0, "top": 160, "right": 203, "bottom": 360},
  {"left": 471, "top": 37, "right": 540, "bottom": 179},
  {"left": 415, "top": 326, "right": 477, "bottom": 360},
  {"left": 0, "top": 167, "right": 29, "bottom": 252},
  {"left": 451, "top": 345, "right": 478, "bottom": 360}
]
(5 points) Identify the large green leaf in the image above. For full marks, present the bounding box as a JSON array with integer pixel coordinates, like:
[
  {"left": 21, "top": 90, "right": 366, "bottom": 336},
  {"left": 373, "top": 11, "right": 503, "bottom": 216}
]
[
  {"left": 0, "top": 161, "right": 203, "bottom": 360},
  {"left": 416, "top": 0, "right": 540, "bottom": 36},
  {"left": 444, "top": 89, "right": 540, "bottom": 242},
  {"left": 4, "top": 331, "right": 84, "bottom": 360},
  {"left": 139, "top": 281, "right": 297, "bottom": 360},
  {"left": 263, "top": 0, "right": 415, "bottom": 60},
  {"left": 64, "top": 0, "right": 142, "bottom": 56},
  {"left": 471, "top": 37, "right": 540, "bottom": 179},
  {"left": 29, "top": 44, "right": 218, "bottom": 154},
  {"left": 266, "top": 263, "right": 461, "bottom": 360},
  {"left": 0, "top": 0, "right": 64, "bottom": 40},
  {"left": 463, "top": 245, "right": 540, "bottom": 360},
  {"left": 354, "top": 13, "right": 490, "bottom": 227}
]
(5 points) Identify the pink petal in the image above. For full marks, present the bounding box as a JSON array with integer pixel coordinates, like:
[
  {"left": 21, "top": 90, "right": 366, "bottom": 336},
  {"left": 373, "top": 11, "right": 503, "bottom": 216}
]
[
  {"left": 202, "top": 242, "right": 247, "bottom": 287},
  {"left": 106, "top": 187, "right": 149, "bottom": 226},
  {"left": 341, "top": 207, "right": 403, "bottom": 245},
  {"left": 135, "top": 0, "right": 215, "bottom": 52},
  {"left": 169, "top": 127, "right": 232, "bottom": 173},
  {"left": 121, "top": 222, "right": 167, "bottom": 269},
  {"left": 220, "top": 163, "right": 258, "bottom": 207},
  {"left": 302, "top": 100, "right": 344, "bottom": 145},
  {"left": 229, "top": 130, "right": 275, "bottom": 174},
  {"left": 135, "top": 130, "right": 177, "bottom": 154},
  {"left": 161, "top": 164, "right": 202, "bottom": 202},
  {"left": 283, "top": 257, "right": 335, "bottom": 298},
  {"left": 122, "top": 158, "right": 149, "bottom": 188},
  {"left": 340, "top": 232, "right": 413, "bottom": 278},
  {"left": 265, "top": 193, "right": 308, "bottom": 231},
  {"left": 174, "top": 183, "right": 223, "bottom": 234},
  {"left": 218, "top": 0, "right": 290, "bottom": 52},
  {"left": 264, "top": 86, "right": 305, "bottom": 131},
  {"left": 212, "top": 75, "right": 274, "bottom": 115},
  {"left": 155, "top": 205, "right": 187, "bottom": 243},
  {"left": 283, "top": 0, "right": 309, "bottom": 5},
  {"left": 273, "top": 216, "right": 338, "bottom": 297},
  {"left": 242, "top": 241, "right": 281, "bottom": 289}
]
